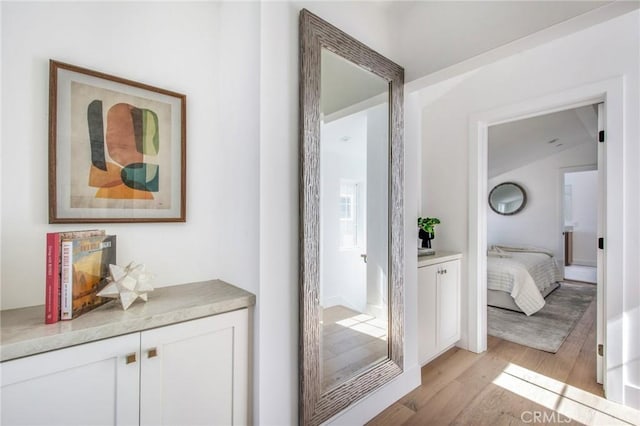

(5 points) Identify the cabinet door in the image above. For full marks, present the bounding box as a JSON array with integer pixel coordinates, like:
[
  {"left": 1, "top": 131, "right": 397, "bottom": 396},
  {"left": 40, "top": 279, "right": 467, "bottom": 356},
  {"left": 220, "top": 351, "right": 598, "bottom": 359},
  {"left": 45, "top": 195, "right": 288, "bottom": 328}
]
[
  {"left": 1, "top": 333, "right": 140, "bottom": 426},
  {"left": 139, "top": 309, "right": 249, "bottom": 426},
  {"left": 437, "top": 259, "right": 460, "bottom": 348},
  {"left": 418, "top": 264, "right": 438, "bottom": 364}
]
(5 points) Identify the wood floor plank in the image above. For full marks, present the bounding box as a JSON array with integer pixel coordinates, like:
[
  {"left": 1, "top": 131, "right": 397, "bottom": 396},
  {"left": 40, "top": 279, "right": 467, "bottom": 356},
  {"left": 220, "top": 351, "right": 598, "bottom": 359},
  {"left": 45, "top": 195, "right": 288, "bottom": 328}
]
[
  {"left": 398, "top": 347, "right": 485, "bottom": 412},
  {"left": 451, "top": 383, "right": 584, "bottom": 426},
  {"left": 403, "top": 353, "right": 511, "bottom": 426},
  {"left": 402, "top": 379, "right": 470, "bottom": 426},
  {"left": 366, "top": 402, "right": 415, "bottom": 426}
]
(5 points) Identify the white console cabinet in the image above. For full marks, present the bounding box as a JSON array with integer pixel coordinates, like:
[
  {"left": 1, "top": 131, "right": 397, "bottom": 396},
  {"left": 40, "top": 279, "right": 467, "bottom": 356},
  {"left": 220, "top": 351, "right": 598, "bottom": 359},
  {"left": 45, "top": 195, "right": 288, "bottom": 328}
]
[
  {"left": 140, "top": 310, "right": 248, "bottom": 426},
  {"left": 1, "top": 332, "right": 140, "bottom": 425},
  {"left": 418, "top": 252, "right": 462, "bottom": 365},
  {"left": 2, "top": 309, "right": 248, "bottom": 426},
  {"left": 0, "top": 280, "right": 253, "bottom": 426}
]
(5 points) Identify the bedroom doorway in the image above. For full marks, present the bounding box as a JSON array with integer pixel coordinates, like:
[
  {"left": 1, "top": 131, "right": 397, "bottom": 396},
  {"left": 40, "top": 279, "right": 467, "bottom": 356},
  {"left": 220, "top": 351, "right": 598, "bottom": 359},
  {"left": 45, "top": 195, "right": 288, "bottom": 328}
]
[
  {"left": 483, "top": 99, "right": 606, "bottom": 392},
  {"left": 469, "top": 78, "right": 624, "bottom": 403}
]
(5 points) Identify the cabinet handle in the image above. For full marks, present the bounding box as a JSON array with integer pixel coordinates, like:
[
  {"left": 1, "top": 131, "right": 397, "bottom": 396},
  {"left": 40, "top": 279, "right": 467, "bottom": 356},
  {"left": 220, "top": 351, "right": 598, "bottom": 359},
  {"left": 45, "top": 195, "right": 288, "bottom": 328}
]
[
  {"left": 444, "top": 269, "right": 447, "bottom": 274},
  {"left": 125, "top": 353, "right": 137, "bottom": 364},
  {"left": 147, "top": 348, "right": 158, "bottom": 358}
]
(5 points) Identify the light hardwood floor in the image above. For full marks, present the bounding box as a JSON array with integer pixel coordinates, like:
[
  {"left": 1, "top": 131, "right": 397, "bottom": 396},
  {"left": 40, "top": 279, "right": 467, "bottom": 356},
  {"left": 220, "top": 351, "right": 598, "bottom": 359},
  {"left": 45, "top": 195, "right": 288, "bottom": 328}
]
[
  {"left": 368, "top": 299, "right": 640, "bottom": 425},
  {"left": 322, "top": 305, "right": 387, "bottom": 391}
]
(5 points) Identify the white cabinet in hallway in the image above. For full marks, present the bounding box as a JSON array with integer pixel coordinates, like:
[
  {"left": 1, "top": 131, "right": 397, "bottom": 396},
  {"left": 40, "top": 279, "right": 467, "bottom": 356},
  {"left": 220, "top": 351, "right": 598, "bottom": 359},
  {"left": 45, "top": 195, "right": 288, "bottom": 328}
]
[
  {"left": 1, "top": 333, "right": 140, "bottom": 425},
  {"left": 140, "top": 310, "right": 249, "bottom": 426},
  {"left": 418, "top": 252, "right": 462, "bottom": 365},
  {"left": 1, "top": 280, "right": 254, "bottom": 426}
]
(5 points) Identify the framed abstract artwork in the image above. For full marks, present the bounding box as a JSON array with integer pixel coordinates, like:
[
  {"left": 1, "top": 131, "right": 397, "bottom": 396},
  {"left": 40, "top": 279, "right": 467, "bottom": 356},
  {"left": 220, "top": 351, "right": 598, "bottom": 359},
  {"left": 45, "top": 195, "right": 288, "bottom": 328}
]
[{"left": 49, "top": 60, "right": 186, "bottom": 223}]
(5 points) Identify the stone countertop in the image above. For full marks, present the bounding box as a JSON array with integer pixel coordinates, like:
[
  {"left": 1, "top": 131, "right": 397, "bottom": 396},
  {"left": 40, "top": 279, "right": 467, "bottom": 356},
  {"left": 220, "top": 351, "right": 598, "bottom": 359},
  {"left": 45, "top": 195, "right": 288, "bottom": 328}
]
[
  {"left": 417, "top": 250, "right": 463, "bottom": 267},
  {"left": 0, "top": 279, "right": 256, "bottom": 362}
]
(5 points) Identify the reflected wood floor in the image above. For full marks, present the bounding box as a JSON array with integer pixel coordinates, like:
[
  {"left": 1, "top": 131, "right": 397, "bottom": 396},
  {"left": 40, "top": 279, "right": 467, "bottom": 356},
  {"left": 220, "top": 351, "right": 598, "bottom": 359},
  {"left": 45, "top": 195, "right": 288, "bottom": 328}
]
[
  {"left": 322, "top": 305, "right": 387, "bottom": 391},
  {"left": 368, "top": 298, "right": 640, "bottom": 425}
]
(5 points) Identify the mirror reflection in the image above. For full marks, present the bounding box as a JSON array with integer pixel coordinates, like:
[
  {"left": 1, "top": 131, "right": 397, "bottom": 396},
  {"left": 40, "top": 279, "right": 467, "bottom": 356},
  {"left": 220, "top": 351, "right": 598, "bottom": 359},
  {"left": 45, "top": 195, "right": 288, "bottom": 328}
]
[
  {"left": 489, "top": 182, "right": 527, "bottom": 215},
  {"left": 320, "top": 49, "right": 389, "bottom": 391}
]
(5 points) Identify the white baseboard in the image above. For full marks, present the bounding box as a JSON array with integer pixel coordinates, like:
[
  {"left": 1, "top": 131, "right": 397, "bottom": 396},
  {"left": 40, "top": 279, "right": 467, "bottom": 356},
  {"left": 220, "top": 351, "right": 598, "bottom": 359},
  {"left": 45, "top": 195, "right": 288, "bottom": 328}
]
[
  {"left": 624, "top": 384, "right": 640, "bottom": 410},
  {"left": 419, "top": 343, "right": 457, "bottom": 366},
  {"left": 570, "top": 259, "right": 597, "bottom": 267},
  {"left": 323, "top": 296, "right": 363, "bottom": 312}
]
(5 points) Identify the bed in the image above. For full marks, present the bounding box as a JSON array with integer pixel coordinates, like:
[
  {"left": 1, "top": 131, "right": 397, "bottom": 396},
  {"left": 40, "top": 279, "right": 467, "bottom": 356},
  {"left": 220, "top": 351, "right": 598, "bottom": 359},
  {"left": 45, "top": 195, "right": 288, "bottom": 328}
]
[{"left": 487, "top": 245, "right": 562, "bottom": 315}]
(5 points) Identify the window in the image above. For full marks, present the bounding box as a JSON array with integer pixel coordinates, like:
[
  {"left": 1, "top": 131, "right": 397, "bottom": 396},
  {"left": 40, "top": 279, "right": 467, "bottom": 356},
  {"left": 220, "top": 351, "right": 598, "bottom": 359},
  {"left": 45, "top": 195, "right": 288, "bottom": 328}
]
[
  {"left": 339, "top": 182, "right": 358, "bottom": 249},
  {"left": 340, "top": 195, "right": 353, "bottom": 220}
]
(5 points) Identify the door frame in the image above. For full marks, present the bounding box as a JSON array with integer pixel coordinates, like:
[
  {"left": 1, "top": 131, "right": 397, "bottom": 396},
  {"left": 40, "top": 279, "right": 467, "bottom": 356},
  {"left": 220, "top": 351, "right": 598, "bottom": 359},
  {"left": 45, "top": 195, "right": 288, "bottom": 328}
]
[{"left": 467, "top": 77, "right": 624, "bottom": 401}]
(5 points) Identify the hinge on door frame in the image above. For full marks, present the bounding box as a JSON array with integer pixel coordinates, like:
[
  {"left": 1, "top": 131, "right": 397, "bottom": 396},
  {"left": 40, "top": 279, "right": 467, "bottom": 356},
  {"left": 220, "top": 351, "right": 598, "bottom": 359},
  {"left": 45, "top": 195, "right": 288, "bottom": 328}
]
[
  {"left": 598, "top": 237, "right": 604, "bottom": 250},
  {"left": 598, "top": 344, "right": 604, "bottom": 357},
  {"left": 599, "top": 130, "right": 605, "bottom": 143}
]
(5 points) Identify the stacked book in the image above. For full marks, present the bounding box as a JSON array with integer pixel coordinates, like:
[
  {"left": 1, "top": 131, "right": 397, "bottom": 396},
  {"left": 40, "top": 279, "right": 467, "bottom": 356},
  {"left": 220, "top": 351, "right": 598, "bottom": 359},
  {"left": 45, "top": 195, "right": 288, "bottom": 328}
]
[{"left": 45, "top": 230, "right": 116, "bottom": 324}]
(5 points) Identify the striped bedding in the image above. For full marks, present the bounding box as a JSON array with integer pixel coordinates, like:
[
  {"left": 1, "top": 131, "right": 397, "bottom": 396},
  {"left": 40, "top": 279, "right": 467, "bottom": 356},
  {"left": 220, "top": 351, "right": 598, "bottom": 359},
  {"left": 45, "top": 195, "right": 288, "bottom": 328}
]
[{"left": 487, "top": 246, "right": 562, "bottom": 315}]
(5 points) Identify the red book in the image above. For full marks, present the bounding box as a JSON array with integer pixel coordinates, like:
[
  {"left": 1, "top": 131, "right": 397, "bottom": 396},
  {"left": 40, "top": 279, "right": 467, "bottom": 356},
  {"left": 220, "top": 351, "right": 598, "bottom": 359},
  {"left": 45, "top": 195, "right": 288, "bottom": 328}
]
[
  {"left": 45, "top": 233, "right": 61, "bottom": 324},
  {"left": 45, "top": 230, "right": 106, "bottom": 324}
]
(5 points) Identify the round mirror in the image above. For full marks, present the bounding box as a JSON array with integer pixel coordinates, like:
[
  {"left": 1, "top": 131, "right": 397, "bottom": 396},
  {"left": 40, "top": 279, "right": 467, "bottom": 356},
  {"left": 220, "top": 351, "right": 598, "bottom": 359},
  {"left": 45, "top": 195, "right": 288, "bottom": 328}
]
[{"left": 489, "top": 182, "right": 527, "bottom": 215}]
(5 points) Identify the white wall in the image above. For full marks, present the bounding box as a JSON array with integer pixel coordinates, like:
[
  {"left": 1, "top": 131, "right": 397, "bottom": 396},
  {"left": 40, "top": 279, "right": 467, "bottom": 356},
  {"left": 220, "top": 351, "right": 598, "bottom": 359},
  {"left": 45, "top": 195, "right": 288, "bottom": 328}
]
[
  {"left": 487, "top": 143, "right": 597, "bottom": 262},
  {"left": 366, "top": 104, "right": 390, "bottom": 317},
  {"left": 565, "top": 170, "right": 598, "bottom": 267},
  {"left": 419, "top": 10, "right": 639, "bottom": 408},
  {"left": 1, "top": 1, "right": 260, "bottom": 308},
  {"left": 258, "top": 3, "right": 299, "bottom": 424}
]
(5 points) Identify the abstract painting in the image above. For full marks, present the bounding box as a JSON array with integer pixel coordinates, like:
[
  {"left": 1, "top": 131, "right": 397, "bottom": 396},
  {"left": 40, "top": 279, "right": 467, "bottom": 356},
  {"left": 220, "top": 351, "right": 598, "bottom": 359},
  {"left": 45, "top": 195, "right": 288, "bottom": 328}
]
[{"left": 49, "top": 60, "right": 186, "bottom": 223}]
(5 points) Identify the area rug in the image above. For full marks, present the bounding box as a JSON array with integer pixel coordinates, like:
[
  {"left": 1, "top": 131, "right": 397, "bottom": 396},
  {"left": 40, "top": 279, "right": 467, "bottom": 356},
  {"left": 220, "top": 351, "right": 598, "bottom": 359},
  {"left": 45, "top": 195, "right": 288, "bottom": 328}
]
[{"left": 488, "top": 281, "right": 596, "bottom": 353}]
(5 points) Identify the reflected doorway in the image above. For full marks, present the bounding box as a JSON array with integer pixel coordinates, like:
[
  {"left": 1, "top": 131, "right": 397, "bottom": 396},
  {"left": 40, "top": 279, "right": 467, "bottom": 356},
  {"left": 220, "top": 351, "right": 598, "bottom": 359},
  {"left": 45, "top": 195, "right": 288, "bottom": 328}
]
[{"left": 563, "top": 169, "right": 597, "bottom": 284}]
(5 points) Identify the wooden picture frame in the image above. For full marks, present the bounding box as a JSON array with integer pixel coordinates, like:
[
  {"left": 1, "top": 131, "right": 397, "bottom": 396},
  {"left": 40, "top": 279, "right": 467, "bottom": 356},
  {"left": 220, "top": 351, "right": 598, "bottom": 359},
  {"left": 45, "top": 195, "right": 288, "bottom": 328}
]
[{"left": 49, "top": 60, "right": 186, "bottom": 223}]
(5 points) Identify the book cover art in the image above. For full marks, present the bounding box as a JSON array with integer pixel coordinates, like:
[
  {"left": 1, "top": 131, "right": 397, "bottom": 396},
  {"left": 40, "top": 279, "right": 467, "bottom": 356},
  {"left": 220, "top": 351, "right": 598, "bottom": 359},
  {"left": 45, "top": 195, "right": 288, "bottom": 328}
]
[
  {"left": 61, "top": 234, "right": 116, "bottom": 320},
  {"left": 45, "top": 229, "right": 106, "bottom": 324}
]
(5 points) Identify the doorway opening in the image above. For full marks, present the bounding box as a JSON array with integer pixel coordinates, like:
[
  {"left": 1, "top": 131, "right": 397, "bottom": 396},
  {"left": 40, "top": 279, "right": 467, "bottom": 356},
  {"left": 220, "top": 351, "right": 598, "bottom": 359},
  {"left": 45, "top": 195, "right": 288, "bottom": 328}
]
[
  {"left": 483, "top": 100, "right": 605, "bottom": 397},
  {"left": 468, "top": 76, "right": 625, "bottom": 403},
  {"left": 563, "top": 168, "right": 598, "bottom": 284}
]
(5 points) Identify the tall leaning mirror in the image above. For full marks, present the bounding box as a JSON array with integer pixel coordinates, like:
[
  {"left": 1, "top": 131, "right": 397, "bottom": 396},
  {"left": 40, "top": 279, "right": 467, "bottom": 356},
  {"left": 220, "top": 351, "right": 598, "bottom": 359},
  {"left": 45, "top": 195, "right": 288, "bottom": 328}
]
[{"left": 299, "top": 9, "right": 404, "bottom": 425}]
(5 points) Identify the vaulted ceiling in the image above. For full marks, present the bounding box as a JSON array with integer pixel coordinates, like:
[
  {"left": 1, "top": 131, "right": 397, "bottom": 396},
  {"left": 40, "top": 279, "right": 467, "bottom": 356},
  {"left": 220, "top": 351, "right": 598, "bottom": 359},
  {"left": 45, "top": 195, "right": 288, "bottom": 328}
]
[{"left": 488, "top": 105, "right": 599, "bottom": 178}]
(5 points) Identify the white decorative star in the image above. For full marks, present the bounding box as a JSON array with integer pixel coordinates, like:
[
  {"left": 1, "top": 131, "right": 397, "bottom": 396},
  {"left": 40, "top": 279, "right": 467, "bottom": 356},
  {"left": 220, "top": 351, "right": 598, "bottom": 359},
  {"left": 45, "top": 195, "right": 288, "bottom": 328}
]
[{"left": 98, "top": 262, "right": 155, "bottom": 310}]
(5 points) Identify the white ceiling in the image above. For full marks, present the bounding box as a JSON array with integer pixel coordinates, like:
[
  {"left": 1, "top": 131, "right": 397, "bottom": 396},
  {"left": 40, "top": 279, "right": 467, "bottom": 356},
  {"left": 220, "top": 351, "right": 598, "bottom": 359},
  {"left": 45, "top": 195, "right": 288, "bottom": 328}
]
[
  {"left": 488, "top": 105, "right": 599, "bottom": 178},
  {"left": 389, "top": 1, "right": 612, "bottom": 81}
]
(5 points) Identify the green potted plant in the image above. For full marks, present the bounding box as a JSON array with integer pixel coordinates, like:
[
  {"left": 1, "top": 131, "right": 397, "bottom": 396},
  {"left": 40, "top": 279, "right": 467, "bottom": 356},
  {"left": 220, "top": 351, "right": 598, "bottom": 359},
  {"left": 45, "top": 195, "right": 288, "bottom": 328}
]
[{"left": 417, "top": 217, "right": 440, "bottom": 248}]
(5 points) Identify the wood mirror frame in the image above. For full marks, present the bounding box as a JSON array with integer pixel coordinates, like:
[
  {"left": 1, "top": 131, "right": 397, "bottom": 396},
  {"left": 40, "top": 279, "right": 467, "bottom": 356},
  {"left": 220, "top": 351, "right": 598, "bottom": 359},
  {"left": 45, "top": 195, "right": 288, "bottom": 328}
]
[{"left": 299, "top": 9, "right": 405, "bottom": 425}]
